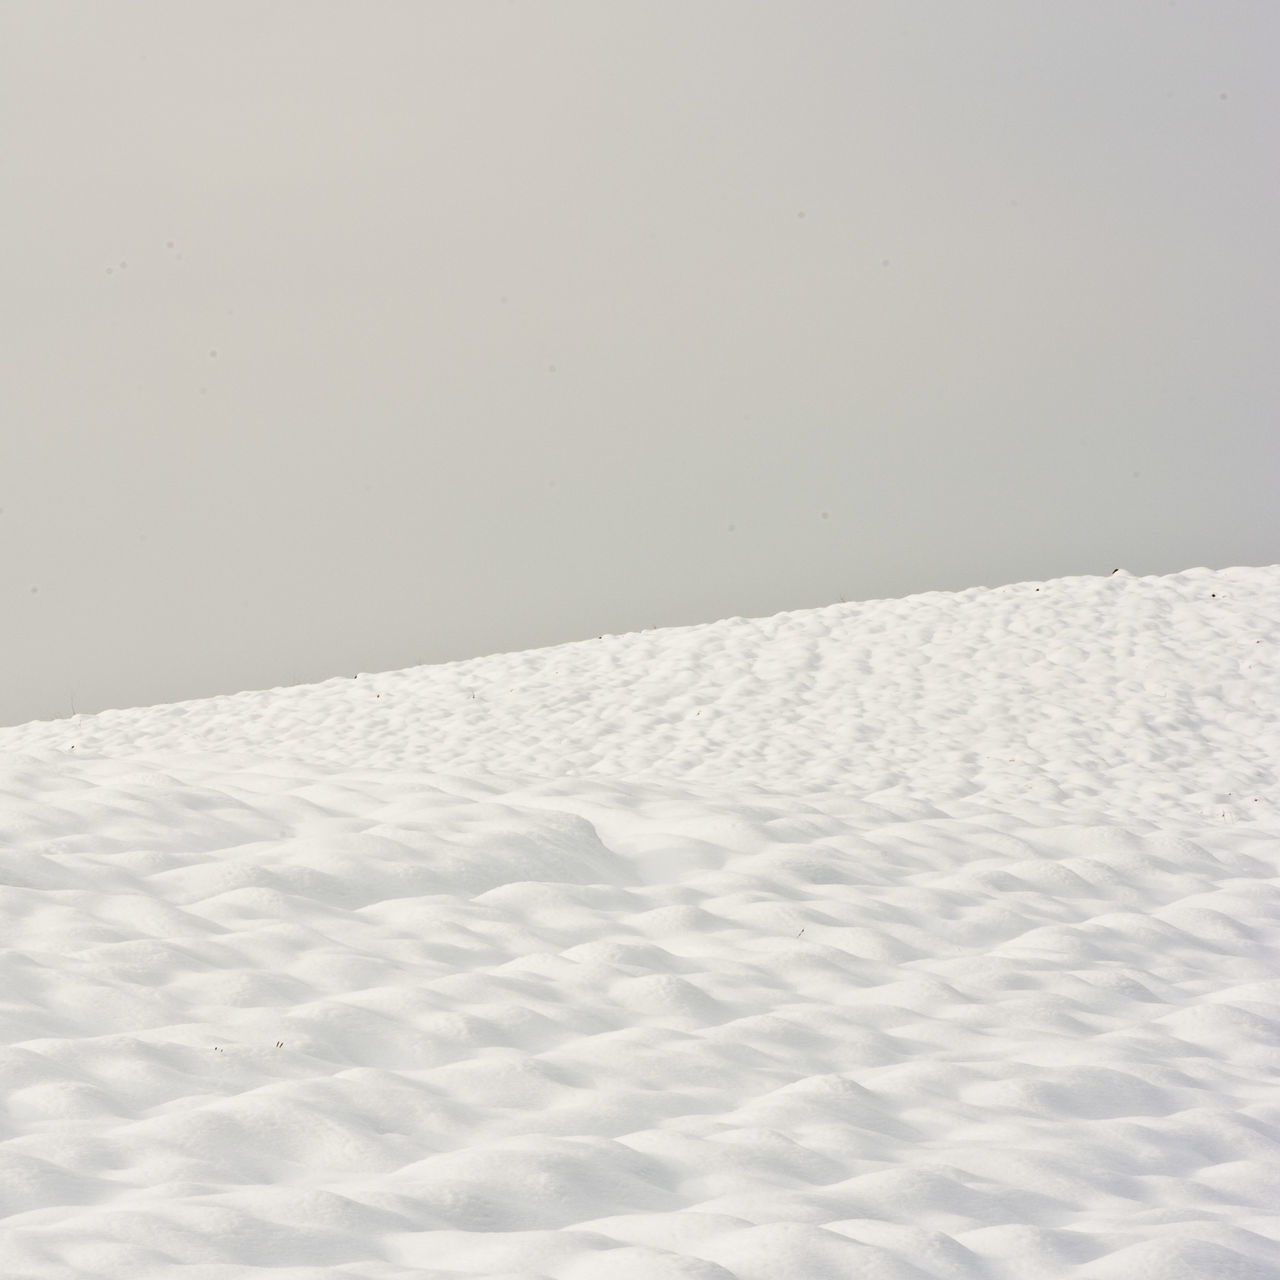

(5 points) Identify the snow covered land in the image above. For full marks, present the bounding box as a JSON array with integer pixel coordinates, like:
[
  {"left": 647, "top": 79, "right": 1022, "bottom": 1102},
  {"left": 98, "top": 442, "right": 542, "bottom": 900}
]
[{"left": 1, "top": 564, "right": 1278, "bottom": 1279}]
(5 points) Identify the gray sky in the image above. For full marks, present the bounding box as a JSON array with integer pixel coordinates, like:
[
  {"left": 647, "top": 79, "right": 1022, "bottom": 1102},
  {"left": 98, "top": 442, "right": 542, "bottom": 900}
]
[{"left": 3, "top": 1, "right": 1278, "bottom": 728}]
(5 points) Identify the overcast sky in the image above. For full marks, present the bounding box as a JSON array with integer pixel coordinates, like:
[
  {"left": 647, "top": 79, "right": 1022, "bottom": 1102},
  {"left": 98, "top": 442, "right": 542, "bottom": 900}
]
[{"left": 3, "top": 1, "right": 1277, "bottom": 728}]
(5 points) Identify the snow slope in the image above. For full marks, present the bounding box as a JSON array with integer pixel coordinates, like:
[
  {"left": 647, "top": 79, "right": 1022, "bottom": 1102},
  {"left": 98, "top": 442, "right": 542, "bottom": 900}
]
[{"left": 1, "top": 565, "right": 1278, "bottom": 1278}]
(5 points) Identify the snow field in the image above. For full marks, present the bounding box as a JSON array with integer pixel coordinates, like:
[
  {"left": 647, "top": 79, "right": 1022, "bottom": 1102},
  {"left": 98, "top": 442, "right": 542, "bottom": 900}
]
[{"left": 0, "top": 565, "right": 1278, "bottom": 1277}]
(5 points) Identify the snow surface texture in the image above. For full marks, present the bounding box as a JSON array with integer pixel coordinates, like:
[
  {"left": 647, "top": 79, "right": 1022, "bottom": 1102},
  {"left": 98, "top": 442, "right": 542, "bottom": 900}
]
[{"left": 1, "top": 565, "right": 1279, "bottom": 1279}]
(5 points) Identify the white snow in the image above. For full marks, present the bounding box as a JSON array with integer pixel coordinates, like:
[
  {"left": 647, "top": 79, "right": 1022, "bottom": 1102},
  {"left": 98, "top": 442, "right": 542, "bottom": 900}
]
[{"left": 1, "top": 564, "right": 1278, "bottom": 1279}]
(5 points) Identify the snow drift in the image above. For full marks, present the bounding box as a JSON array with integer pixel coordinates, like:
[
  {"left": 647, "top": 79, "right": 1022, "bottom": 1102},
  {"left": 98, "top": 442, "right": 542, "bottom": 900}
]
[{"left": 0, "top": 565, "right": 1277, "bottom": 1278}]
